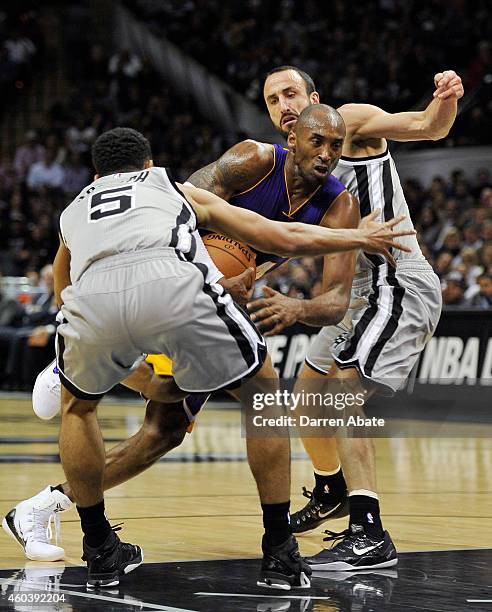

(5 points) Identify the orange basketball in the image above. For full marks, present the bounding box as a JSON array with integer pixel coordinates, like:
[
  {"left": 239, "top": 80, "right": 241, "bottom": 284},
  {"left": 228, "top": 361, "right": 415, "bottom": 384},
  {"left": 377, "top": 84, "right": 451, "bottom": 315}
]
[{"left": 202, "top": 233, "right": 256, "bottom": 278}]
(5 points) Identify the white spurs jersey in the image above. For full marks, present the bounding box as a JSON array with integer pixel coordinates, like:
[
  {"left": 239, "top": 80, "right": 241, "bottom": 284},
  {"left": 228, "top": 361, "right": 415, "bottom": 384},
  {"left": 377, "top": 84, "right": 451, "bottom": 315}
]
[
  {"left": 59, "top": 167, "right": 197, "bottom": 283},
  {"left": 332, "top": 149, "right": 425, "bottom": 273}
]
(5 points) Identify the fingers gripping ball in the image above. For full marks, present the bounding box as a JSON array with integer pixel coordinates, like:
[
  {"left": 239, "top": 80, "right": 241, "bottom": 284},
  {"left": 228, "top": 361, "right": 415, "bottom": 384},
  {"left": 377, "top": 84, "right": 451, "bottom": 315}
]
[{"left": 202, "top": 233, "right": 256, "bottom": 279}]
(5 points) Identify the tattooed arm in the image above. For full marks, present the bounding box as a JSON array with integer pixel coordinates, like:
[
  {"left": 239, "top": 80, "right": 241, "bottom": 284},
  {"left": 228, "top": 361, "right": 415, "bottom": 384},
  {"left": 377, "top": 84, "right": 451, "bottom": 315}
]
[{"left": 187, "top": 139, "right": 275, "bottom": 199}]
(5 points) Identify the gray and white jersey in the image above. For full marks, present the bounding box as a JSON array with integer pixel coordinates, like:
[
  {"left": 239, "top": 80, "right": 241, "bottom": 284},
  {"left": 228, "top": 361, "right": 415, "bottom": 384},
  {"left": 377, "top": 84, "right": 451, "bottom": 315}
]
[
  {"left": 333, "top": 149, "right": 425, "bottom": 273},
  {"left": 59, "top": 167, "right": 196, "bottom": 282}
]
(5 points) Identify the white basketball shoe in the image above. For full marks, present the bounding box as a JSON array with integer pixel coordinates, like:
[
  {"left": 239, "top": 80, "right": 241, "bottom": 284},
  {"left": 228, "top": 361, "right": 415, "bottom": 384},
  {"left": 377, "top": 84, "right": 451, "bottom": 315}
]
[
  {"left": 32, "top": 360, "right": 61, "bottom": 420},
  {"left": 2, "top": 486, "right": 72, "bottom": 561}
]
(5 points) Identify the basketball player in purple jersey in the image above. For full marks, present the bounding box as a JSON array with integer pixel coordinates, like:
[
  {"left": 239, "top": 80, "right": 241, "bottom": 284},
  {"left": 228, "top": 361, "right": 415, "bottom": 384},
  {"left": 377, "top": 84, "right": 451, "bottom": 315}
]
[
  {"left": 3, "top": 108, "right": 412, "bottom": 581},
  {"left": 250, "top": 66, "right": 463, "bottom": 570}
]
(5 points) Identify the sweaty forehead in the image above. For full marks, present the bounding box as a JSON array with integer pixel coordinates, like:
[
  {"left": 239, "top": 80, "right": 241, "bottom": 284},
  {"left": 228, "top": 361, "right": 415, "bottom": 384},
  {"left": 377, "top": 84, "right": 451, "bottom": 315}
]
[
  {"left": 297, "top": 113, "right": 345, "bottom": 138},
  {"left": 264, "top": 70, "right": 307, "bottom": 96}
]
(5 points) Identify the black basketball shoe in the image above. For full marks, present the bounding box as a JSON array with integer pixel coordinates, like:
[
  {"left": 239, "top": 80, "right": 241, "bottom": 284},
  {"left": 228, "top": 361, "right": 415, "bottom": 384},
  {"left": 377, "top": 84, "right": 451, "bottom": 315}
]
[
  {"left": 82, "top": 526, "right": 143, "bottom": 589},
  {"left": 257, "top": 535, "right": 312, "bottom": 590},
  {"left": 291, "top": 487, "right": 349, "bottom": 535},
  {"left": 305, "top": 524, "right": 397, "bottom": 571}
]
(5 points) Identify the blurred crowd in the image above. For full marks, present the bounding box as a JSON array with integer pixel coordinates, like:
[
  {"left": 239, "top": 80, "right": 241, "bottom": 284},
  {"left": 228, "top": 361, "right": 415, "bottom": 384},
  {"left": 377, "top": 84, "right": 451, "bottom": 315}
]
[
  {"left": 0, "top": 264, "right": 56, "bottom": 389},
  {"left": 128, "top": 0, "right": 492, "bottom": 145},
  {"left": 0, "top": 42, "right": 229, "bottom": 277},
  {"left": 410, "top": 169, "right": 492, "bottom": 308},
  {"left": 0, "top": 5, "right": 44, "bottom": 115},
  {"left": 1, "top": 0, "right": 492, "bottom": 390}
]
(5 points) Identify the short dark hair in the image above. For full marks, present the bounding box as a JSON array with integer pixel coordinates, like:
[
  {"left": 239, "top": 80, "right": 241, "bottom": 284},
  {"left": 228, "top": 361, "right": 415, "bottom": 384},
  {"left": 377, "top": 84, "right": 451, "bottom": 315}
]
[
  {"left": 92, "top": 127, "right": 152, "bottom": 176},
  {"left": 265, "top": 65, "right": 316, "bottom": 95}
]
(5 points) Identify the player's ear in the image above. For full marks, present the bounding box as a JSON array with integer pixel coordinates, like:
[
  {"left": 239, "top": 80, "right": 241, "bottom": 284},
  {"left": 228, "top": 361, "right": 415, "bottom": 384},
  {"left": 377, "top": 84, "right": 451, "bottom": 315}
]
[
  {"left": 287, "top": 130, "right": 296, "bottom": 152},
  {"left": 144, "top": 159, "right": 154, "bottom": 169},
  {"left": 94, "top": 174, "right": 99, "bottom": 180},
  {"left": 310, "top": 91, "right": 320, "bottom": 105}
]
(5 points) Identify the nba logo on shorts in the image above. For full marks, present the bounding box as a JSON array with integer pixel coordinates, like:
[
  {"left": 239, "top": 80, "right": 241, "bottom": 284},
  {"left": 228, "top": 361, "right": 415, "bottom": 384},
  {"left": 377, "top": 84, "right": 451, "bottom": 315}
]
[{"left": 333, "top": 333, "right": 346, "bottom": 348}]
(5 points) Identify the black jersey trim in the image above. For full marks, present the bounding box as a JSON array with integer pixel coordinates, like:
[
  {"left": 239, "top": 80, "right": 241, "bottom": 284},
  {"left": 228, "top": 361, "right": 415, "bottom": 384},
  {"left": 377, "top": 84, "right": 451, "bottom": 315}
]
[
  {"left": 336, "top": 266, "right": 380, "bottom": 363},
  {"left": 340, "top": 148, "right": 389, "bottom": 162},
  {"left": 164, "top": 167, "right": 198, "bottom": 228},
  {"left": 354, "top": 164, "right": 384, "bottom": 267},
  {"left": 364, "top": 266, "right": 405, "bottom": 376}
]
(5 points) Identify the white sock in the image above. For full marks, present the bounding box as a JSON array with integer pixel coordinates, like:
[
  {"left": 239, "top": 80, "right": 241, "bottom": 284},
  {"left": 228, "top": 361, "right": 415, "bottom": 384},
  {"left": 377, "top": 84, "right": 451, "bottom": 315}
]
[
  {"left": 314, "top": 465, "right": 341, "bottom": 477},
  {"left": 349, "top": 489, "right": 379, "bottom": 500}
]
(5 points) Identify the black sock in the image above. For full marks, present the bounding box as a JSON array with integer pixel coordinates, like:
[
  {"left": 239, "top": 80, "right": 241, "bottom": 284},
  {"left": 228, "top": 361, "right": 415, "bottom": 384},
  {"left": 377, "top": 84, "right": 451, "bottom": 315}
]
[
  {"left": 77, "top": 501, "right": 112, "bottom": 548},
  {"left": 51, "top": 484, "right": 65, "bottom": 495},
  {"left": 262, "top": 501, "right": 291, "bottom": 546},
  {"left": 313, "top": 467, "right": 347, "bottom": 501},
  {"left": 349, "top": 495, "right": 384, "bottom": 538}
]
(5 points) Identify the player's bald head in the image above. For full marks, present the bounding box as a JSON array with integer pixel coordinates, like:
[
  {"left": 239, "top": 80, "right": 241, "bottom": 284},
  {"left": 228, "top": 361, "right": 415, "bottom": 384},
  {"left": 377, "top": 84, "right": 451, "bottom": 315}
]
[{"left": 295, "top": 104, "right": 346, "bottom": 136}]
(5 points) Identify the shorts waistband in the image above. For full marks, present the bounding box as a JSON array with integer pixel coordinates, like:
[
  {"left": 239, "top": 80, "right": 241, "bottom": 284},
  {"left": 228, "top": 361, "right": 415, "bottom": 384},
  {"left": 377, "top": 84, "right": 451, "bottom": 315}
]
[
  {"left": 352, "top": 259, "right": 435, "bottom": 288},
  {"left": 85, "top": 248, "right": 179, "bottom": 273}
]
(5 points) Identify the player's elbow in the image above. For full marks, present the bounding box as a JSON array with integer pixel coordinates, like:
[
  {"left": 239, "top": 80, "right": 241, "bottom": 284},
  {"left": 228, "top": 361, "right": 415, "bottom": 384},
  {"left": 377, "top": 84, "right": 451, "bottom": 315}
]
[
  {"left": 330, "top": 303, "right": 347, "bottom": 325},
  {"left": 327, "top": 294, "right": 350, "bottom": 325},
  {"left": 421, "top": 118, "right": 450, "bottom": 141},
  {"left": 424, "top": 124, "right": 450, "bottom": 141},
  {"left": 429, "top": 128, "right": 450, "bottom": 141}
]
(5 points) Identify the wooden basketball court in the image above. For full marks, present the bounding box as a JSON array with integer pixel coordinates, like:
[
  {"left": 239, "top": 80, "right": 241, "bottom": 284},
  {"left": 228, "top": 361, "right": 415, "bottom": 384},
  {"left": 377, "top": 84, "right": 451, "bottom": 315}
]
[{"left": 0, "top": 394, "right": 491, "bottom": 610}]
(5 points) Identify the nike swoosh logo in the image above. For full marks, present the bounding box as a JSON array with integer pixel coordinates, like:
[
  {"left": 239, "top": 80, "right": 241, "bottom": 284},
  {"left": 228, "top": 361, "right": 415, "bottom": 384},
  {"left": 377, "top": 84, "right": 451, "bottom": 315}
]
[
  {"left": 318, "top": 502, "right": 341, "bottom": 517},
  {"left": 353, "top": 540, "right": 384, "bottom": 556}
]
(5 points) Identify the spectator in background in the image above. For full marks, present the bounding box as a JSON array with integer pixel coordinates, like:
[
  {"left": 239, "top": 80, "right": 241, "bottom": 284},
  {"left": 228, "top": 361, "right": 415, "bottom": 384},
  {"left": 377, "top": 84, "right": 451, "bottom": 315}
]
[
  {"left": 0, "top": 278, "right": 24, "bottom": 327},
  {"left": 455, "top": 247, "right": 484, "bottom": 288},
  {"left": 442, "top": 273, "right": 467, "bottom": 307},
  {"left": 480, "top": 242, "right": 492, "bottom": 273},
  {"left": 65, "top": 116, "right": 97, "bottom": 155},
  {"left": 63, "top": 152, "right": 91, "bottom": 197},
  {"left": 439, "top": 227, "right": 462, "bottom": 263},
  {"left": 13, "top": 130, "right": 45, "bottom": 179},
  {"left": 466, "top": 273, "right": 492, "bottom": 308},
  {"left": 462, "top": 222, "right": 483, "bottom": 250},
  {"left": 109, "top": 48, "right": 142, "bottom": 109},
  {"left": 0, "top": 265, "right": 56, "bottom": 388},
  {"left": 473, "top": 168, "right": 492, "bottom": 199},
  {"left": 4, "top": 29, "right": 36, "bottom": 67},
  {"left": 26, "top": 146, "right": 65, "bottom": 191},
  {"left": 417, "top": 207, "right": 442, "bottom": 247}
]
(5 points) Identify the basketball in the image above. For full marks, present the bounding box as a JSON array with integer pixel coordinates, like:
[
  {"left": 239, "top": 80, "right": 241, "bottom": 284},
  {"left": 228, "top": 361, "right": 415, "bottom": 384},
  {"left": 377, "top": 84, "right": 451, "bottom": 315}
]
[{"left": 202, "top": 233, "right": 256, "bottom": 278}]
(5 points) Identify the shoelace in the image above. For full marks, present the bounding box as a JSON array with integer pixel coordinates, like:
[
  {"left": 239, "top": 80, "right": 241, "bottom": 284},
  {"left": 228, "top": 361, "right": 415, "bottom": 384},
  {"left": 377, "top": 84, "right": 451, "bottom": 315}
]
[
  {"left": 46, "top": 512, "right": 61, "bottom": 545},
  {"left": 31, "top": 508, "right": 60, "bottom": 545},
  {"left": 322, "top": 528, "right": 350, "bottom": 546},
  {"left": 296, "top": 487, "right": 322, "bottom": 521},
  {"left": 301, "top": 486, "right": 313, "bottom": 500}
]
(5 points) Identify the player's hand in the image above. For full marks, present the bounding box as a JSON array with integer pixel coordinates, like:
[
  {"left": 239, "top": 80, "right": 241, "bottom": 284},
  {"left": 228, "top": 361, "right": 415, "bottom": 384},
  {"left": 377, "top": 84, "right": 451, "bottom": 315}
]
[
  {"left": 27, "top": 326, "right": 51, "bottom": 347},
  {"left": 433, "top": 70, "right": 464, "bottom": 100},
  {"left": 358, "top": 210, "right": 415, "bottom": 267},
  {"left": 248, "top": 286, "right": 302, "bottom": 336},
  {"left": 219, "top": 267, "right": 255, "bottom": 305}
]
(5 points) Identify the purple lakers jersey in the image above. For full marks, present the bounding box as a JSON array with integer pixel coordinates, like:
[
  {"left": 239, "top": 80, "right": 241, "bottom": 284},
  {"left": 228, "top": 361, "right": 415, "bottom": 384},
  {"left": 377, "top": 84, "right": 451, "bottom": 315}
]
[{"left": 229, "top": 144, "right": 347, "bottom": 277}]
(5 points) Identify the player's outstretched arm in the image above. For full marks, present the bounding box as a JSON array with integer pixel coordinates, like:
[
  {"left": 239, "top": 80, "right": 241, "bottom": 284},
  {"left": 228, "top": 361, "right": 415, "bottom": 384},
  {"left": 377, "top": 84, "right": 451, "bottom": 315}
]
[
  {"left": 52, "top": 237, "right": 71, "bottom": 307},
  {"left": 181, "top": 183, "right": 414, "bottom": 261},
  {"left": 339, "top": 70, "right": 463, "bottom": 142}
]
